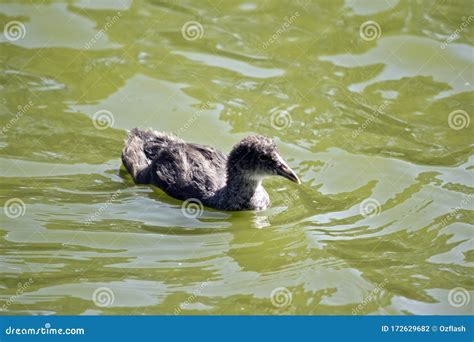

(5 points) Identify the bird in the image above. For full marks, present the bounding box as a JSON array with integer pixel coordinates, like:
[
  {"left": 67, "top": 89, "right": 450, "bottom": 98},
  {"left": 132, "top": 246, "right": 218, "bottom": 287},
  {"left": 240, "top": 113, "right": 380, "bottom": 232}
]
[{"left": 121, "top": 128, "right": 300, "bottom": 211}]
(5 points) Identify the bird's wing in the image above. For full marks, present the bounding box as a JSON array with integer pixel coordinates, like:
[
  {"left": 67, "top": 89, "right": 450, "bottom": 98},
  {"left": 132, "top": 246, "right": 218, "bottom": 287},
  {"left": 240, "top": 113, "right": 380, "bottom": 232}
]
[{"left": 150, "top": 142, "right": 228, "bottom": 201}]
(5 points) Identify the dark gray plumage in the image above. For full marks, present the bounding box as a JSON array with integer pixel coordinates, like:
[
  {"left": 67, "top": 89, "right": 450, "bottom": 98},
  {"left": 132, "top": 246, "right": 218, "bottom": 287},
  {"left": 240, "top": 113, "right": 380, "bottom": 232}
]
[{"left": 122, "top": 128, "right": 300, "bottom": 211}]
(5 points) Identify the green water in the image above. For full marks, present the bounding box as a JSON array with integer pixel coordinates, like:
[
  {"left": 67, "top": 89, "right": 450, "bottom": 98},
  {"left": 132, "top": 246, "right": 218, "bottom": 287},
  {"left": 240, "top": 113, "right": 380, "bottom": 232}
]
[{"left": 0, "top": 0, "right": 473, "bottom": 315}]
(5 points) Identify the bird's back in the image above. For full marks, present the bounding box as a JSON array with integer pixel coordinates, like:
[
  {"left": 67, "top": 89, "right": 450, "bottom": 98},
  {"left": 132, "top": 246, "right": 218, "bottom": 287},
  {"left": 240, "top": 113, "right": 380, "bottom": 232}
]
[{"left": 122, "top": 128, "right": 228, "bottom": 202}]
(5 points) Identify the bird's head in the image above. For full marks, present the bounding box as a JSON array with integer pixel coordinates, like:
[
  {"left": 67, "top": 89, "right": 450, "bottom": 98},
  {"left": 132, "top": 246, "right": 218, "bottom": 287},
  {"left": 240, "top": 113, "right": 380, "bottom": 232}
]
[{"left": 227, "top": 135, "right": 300, "bottom": 184}]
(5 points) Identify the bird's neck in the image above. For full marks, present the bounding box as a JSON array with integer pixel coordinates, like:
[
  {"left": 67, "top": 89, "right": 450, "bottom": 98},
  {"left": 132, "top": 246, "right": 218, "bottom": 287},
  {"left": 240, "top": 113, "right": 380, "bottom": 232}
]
[{"left": 220, "top": 169, "right": 263, "bottom": 210}]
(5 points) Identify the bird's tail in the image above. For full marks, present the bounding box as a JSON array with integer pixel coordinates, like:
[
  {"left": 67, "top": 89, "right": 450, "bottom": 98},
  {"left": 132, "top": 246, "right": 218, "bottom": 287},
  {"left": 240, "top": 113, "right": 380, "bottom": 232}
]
[{"left": 121, "top": 128, "right": 152, "bottom": 184}]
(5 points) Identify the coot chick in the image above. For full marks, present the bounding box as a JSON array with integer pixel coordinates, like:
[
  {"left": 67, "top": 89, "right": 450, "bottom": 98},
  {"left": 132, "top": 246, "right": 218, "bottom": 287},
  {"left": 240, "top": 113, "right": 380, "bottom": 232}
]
[{"left": 122, "top": 128, "right": 300, "bottom": 211}]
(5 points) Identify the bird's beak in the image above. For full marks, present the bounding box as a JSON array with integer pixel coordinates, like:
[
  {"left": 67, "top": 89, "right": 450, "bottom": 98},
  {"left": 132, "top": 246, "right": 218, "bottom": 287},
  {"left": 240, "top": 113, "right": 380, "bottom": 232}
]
[{"left": 276, "top": 156, "right": 301, "bottom": 184}]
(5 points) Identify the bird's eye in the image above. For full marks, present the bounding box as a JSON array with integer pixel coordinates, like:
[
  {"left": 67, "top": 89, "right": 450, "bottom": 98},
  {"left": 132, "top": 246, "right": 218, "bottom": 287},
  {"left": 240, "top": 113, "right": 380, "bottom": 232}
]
[{"left": 259, "top": 155, "right": 270, "bottom": 161}]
